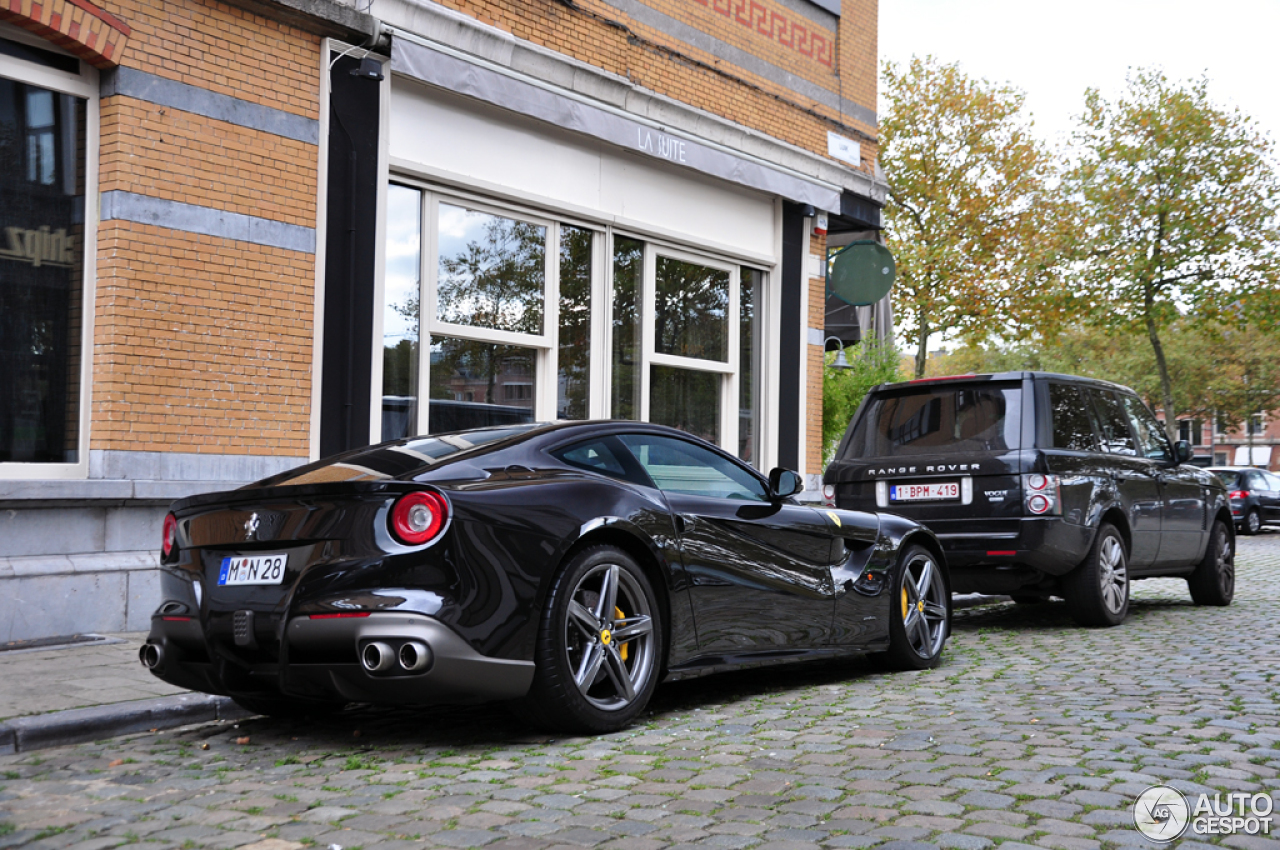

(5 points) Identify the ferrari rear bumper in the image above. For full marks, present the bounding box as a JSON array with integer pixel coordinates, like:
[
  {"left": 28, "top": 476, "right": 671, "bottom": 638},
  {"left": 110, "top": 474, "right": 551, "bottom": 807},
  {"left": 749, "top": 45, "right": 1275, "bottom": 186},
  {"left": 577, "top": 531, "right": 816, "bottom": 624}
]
[{"left": 143, "top": 612, "right": 535, "bottom": 706}]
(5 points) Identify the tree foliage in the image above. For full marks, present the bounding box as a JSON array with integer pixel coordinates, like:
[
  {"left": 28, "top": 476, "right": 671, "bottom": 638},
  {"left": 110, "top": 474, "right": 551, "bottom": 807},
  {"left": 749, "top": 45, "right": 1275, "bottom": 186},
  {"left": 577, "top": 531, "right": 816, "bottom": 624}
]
[
  {"left": 880, "top": 56, "right": 1058, "bottom": 378},
  {"left": 1065, "top": 69, "right": 1280, "bottom": 440},
  {"left": 822, "top": 337, "right": 904, "bottom": 464}
]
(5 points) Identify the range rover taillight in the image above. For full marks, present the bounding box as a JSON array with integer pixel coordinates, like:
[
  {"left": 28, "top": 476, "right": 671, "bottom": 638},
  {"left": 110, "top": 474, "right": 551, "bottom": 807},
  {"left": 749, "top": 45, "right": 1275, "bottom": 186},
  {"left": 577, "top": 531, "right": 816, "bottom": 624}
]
[
  {"left": 1229, "top": 490, "right": 1248, "bottom": 501},
  {"left": 1022, "top": 474, "right": 1062, "bottom": 516},
  {"left": 162, "top": 512, "right": 177, "bottom": 558},
  {"left": 389, "top": 491, "right": 449, "bottom": 546}
]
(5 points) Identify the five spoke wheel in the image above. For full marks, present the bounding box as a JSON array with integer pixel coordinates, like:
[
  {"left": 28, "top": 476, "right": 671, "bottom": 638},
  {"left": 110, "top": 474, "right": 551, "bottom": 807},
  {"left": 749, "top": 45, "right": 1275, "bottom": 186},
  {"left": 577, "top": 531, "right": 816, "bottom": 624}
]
[
  {"left": 884, "top": 544, "right": 949, "bottom": 669},
  {"left": 1189, "top": 519, "right": 1234, "bottom": 606},
  {"left": 564, "top": 563, "right": 657, "bottom": 711},
  {"left": 522, "top": 545, "right": 663, "bottom": 733}
]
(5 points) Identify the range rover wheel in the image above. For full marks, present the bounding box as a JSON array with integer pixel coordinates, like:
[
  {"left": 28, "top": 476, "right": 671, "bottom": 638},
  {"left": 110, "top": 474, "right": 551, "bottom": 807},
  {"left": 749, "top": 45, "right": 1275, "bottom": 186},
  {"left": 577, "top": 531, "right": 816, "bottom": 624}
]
[
  {"left": 1242, "top": 508, "right": 1262, "bottom": 536},
  {"left": 1188, "top": 519, "right": 1234, "bottom": 606},
  {"left": 882, "top": 545, "right": 950, "bottom": 670},
  {"left": 519, "top": 545, "right": 663, "bottom": 733},
  {"left": 1064, "top": 523, "right": 1129, "bottom": 627}
]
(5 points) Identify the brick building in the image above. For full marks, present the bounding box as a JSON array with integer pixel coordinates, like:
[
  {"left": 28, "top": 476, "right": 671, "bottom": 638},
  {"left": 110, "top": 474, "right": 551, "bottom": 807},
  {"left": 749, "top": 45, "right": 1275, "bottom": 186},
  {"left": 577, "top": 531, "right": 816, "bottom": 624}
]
[{"left": 0, "top": 0, "right": 886, "bottom": 640}]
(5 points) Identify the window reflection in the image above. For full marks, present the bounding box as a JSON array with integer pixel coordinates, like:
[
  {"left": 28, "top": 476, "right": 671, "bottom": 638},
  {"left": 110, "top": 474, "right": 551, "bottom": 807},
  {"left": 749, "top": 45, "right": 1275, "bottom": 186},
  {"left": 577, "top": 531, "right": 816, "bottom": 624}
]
[
  {"left": 428, "top": 336, "right": 536, "bottom": 433},
  {"left": 1, "top": 79, "right": 85, "bottom": 463},
  {"left": 739, "top": 267, "right": 762, "bottom": 464},
  {"left": 436, "top": 204, "right": 545, "bottom": 334},
  {"left": 382, "top": 184, "right": 422, "bottom": 441},
  {"left": 650, "top": 365, "right": 720, "bottom": 445},
  {"left": 654, "top": 256, "right": 728, "bottom": 361},
  {"left": 558, "top": 225, "right": 591, "bottom": 419},
  {"left": 611, "top": 237, "right": 643, "bottom": 420}
]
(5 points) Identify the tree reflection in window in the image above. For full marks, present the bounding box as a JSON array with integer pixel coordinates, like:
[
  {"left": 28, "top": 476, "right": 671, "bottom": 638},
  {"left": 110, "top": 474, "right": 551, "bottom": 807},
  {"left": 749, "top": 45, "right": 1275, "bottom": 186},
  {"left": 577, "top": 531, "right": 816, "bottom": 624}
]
[
  {"left": 612, "top": 237, "right": 643, "bottom": 419},
  {"left": 428, "top": 337, "right": 536, "bottom": 433},
  {"left": 654, "top": 256, "right": 728, "bottom": 361},
  {"left": 558, "top": 225, "right": 592, "bottom": 419},
  {"left": 436, "top": 204, "right": 544, "bottom": 334}
]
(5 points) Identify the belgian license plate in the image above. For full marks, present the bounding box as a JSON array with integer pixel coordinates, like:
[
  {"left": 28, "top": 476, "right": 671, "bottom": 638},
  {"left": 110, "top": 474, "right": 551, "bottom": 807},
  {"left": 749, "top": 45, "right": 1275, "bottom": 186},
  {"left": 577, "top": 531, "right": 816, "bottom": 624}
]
[
  {"left": 890, "top": 481, "right": 960, "bottom": 502},
  {"left": 218, "top": 554, "right": 287, "bottom": 586}
]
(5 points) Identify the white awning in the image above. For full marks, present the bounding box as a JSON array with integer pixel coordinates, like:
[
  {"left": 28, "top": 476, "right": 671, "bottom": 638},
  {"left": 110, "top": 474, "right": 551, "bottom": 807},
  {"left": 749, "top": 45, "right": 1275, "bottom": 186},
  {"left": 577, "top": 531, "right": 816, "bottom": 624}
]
[{"left": 1233, "top": 446, "right": 1273, "bottom": 466}]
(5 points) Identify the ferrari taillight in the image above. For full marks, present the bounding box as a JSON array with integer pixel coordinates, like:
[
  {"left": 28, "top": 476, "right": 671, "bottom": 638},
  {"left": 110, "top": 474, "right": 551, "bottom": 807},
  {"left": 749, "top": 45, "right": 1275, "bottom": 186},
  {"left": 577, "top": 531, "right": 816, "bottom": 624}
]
[
  {"left": 162, "top": 512, "right": 177, "bottom": 558},
  {"left": 389, "top": 491, "right": 449, "bottom": 546}
]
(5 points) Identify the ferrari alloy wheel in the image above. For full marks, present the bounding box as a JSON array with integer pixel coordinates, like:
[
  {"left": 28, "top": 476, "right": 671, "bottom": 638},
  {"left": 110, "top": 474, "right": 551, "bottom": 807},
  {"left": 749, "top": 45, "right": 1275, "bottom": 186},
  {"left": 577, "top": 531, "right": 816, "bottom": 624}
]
[
  {"left": 1064, "top": 523, "right": 1129, "bottom": 627},
  {"left": 522, "top": 545, "right": 663, "bottom": 732},
  {"left": 1188, "top": 519, "right": 1234, "bottom": 606},
  {"left": 883, "top": 545, "right": 949, "bottom": 670}
]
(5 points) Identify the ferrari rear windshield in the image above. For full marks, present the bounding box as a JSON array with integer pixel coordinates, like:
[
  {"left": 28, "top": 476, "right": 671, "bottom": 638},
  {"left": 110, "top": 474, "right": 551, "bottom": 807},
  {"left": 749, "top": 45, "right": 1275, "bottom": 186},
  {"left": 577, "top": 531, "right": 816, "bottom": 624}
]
[
  {"left": 257, "top": 424, "right": 546, "bottom": 486},
  {"left": 843, "top": 384, "right": 1021, "bottom": 458}
]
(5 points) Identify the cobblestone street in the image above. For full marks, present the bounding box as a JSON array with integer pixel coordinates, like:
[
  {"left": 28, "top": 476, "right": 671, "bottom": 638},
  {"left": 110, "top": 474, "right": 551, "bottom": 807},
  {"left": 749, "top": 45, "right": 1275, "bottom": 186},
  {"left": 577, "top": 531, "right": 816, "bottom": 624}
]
[{"left": 2, "top": 534, "right": 1277, "bottom": 850}]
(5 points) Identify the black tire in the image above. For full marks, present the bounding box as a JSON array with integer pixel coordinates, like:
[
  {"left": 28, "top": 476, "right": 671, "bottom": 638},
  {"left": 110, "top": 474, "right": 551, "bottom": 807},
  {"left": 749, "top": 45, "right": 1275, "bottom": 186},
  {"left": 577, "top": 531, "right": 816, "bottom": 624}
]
[
  {"left": 1242, "top": 508, "right": 1262, "bottom": 536},
  {"left": 231, "top": 695, "right": 346, "bottom": 718},
  {"left": 1064, "top": 523, "right": 1129, "bottom": 627},
  {"left": 1009, "top": 594, "right": 1044, "bottom": 605},
  {"left": 1188, "top": 519, "right": 1234, "bottom": 606},
  {"left": 519, "top": 545, "right": 663, "bottom": 733},
  {"left": 883, "top": 545, "right": 949, "bottom": 670}
]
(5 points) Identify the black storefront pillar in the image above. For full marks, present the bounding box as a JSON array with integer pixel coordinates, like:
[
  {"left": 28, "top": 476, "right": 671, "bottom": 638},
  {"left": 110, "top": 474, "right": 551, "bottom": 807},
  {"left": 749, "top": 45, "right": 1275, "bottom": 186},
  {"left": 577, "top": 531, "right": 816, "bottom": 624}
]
[
  {"left": 320, "top": 53, "right": 382, "bottom": 457},
  {"left": 776, "top": 202, "right": 806, "bottom": 471}
]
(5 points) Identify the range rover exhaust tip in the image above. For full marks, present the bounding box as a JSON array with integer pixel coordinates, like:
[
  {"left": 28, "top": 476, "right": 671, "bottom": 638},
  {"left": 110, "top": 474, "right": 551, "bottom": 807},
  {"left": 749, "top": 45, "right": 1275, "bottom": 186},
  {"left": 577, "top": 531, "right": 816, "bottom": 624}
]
[
  {"left": 398, "top": 640, "right": 432, "bottom": 673},
  {"left": 360, "top": 641, "right": 396, "bottom": 673},
  {"left": 139, "top": 643, "right": 163, "bottom": 670}
]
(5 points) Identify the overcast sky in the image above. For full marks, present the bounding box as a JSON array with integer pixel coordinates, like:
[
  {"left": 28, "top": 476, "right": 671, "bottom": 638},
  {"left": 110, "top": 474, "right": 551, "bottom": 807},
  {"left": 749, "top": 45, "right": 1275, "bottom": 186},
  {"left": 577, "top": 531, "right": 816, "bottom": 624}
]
[{"left": 878, "top": 0, "right": 1280, "bottom": 149}]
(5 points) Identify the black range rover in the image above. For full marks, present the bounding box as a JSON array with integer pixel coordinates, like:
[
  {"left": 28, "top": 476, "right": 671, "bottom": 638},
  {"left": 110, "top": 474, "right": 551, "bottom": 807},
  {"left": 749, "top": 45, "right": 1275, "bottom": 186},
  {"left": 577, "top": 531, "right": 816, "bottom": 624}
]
[{"left": 824, "top": 372, "right": 1234, "bottom": 626}]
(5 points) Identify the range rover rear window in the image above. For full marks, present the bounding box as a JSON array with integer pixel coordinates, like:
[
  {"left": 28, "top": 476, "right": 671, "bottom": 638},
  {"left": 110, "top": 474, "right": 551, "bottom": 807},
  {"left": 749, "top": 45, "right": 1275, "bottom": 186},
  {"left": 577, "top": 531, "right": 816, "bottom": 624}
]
[{"left": 842, "top": 384, "right": 1021, "bottom": 458}]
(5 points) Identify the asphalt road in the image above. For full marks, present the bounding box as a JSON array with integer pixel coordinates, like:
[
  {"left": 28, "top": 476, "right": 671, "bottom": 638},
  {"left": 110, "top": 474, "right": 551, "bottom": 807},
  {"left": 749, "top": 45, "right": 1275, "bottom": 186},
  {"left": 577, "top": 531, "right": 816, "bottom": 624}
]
[{"left": 2, "top": 533, "right": 1278, "bottom": 850}]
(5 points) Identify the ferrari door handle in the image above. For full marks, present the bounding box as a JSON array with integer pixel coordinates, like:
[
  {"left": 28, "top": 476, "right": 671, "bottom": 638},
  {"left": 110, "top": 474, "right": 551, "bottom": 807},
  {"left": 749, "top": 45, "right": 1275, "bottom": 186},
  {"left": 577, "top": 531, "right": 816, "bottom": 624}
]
[{"left": 675, "top": 515, "right": 689, "bottom": 534}]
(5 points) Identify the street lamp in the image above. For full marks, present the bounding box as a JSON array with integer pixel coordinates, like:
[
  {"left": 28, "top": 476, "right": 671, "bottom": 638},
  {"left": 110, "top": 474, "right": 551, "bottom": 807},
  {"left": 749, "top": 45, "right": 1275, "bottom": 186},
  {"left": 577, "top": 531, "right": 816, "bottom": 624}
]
[{"left": 824, "top": 336, "right": 851, "bottom": 369}]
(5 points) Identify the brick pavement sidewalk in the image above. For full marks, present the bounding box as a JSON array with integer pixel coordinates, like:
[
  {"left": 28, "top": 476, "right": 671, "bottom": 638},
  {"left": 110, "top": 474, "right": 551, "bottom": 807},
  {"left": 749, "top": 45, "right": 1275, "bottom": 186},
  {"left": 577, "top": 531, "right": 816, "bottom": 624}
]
[{"left": 0, "top": 632, "right": 184, "bottom": 721}]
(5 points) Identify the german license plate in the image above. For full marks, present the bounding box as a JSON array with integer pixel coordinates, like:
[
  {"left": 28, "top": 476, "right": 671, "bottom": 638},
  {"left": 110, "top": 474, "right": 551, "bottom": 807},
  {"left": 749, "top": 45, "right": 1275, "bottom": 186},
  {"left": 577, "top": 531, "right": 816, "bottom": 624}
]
[
  {"left": 218, "top": 554, "right": 287, "bottom": 586},
  {"left": 889, "top": 481, "right": 960, "bottom": 502}
]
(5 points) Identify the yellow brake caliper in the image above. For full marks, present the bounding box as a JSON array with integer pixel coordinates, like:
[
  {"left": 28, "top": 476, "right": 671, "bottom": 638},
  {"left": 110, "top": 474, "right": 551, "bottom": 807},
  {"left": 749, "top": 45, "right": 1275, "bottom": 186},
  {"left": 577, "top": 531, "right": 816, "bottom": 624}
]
[
  {"left": 901, "top": 588, "right": 909, "bottom": 621},
  {"left": 614, "top": 606, "right": 629, "bottom": 661}
]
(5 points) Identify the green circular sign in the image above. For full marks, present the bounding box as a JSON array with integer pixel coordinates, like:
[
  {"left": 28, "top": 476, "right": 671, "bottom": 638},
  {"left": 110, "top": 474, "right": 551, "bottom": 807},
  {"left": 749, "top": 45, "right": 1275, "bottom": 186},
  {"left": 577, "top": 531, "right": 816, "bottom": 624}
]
[{"left": 828, "top": 241, "right": 895, "bottom": 307}]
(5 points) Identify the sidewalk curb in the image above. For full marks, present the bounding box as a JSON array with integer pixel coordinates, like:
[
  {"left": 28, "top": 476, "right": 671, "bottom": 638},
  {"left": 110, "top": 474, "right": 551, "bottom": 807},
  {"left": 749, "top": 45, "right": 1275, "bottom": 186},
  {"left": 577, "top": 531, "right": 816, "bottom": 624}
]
[{"left": 0, "top": 693, "right": 251, "bottom": 755}]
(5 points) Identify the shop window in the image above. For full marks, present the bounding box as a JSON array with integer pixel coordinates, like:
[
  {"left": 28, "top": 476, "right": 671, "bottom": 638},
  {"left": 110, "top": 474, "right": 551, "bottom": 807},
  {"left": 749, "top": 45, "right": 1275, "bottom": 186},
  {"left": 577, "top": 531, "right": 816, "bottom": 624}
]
[
  {"left": 1, "top": 40, "right": 94, "bottom": 469},
  {"left": 380, "top": 183, "right": 763, "bottom": 458}
]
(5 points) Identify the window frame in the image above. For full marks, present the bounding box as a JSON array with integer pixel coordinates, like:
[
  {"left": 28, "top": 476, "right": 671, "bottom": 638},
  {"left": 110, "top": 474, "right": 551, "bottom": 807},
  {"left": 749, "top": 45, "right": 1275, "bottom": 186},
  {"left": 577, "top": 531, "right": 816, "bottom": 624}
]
[
  {"left": 377, "top": 176, "right": 765, "bottom": 458},
  {"left": 0, "top": 28, "right": 99, "bottom": 479}
]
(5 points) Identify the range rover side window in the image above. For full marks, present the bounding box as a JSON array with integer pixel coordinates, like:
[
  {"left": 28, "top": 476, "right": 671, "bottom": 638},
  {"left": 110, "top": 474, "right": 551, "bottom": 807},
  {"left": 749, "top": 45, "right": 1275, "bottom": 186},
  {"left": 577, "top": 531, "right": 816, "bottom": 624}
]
[
  {"left": 1089, "top": 390, "right": 1138, "bottom": 456},
  {"left": 1048, "top": 383, "right": 1098, "bottom": 452},
  {"left": 1121, "top": 395, "right": 1171, "bottom": 463}
]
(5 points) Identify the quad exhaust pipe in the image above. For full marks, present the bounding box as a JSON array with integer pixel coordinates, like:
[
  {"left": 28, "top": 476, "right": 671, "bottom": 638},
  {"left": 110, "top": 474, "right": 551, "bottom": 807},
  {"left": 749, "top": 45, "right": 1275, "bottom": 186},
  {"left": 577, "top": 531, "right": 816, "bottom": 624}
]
[
  {"left": 139, "top": 643, "right": 163, "bottom": 670},
  {"left": 360, "top": 639, "right": 433, "bottom": 674},
  {"left": 361, "top": 641, "right": 396, "bottom": 672}
]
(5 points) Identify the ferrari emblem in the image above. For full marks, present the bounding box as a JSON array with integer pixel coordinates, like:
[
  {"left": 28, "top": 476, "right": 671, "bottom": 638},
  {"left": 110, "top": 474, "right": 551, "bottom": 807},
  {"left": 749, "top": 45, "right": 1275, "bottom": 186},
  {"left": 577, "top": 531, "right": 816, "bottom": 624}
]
[
  {"left": 600, "top": 629, "right": 612, "bottom": 646},
  {"left": 244, "top": 513, "right": 260, "bottom": 541}
]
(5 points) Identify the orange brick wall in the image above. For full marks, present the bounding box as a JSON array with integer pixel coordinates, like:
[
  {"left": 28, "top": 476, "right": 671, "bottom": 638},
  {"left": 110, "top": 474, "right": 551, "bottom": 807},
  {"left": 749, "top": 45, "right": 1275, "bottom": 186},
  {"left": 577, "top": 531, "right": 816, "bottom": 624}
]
[
  {"left": 93, "top": 222, "right": 315, "bottom": 454},
  {"left": 430, "top": 0, "right": 879, "bottom": 171},
  {"left": 89, "top": 0, "right": 322, "bottom": 455}
]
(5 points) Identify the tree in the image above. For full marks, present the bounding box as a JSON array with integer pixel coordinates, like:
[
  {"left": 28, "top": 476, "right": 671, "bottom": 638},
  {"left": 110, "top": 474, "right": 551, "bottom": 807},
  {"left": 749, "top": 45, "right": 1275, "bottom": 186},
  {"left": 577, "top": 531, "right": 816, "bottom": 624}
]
[
  {"left": 822, "top": 337, "right": 903, "bottom": 464},
  {"left": 880, "top": 56, "right": 1058, "bottom": 377},
  {"left": 1201, "top": 323, "right": 1280, "bottom": 457},
  {"left": 1065, "top": 69, "right": 1280, "bottom": 441}
]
